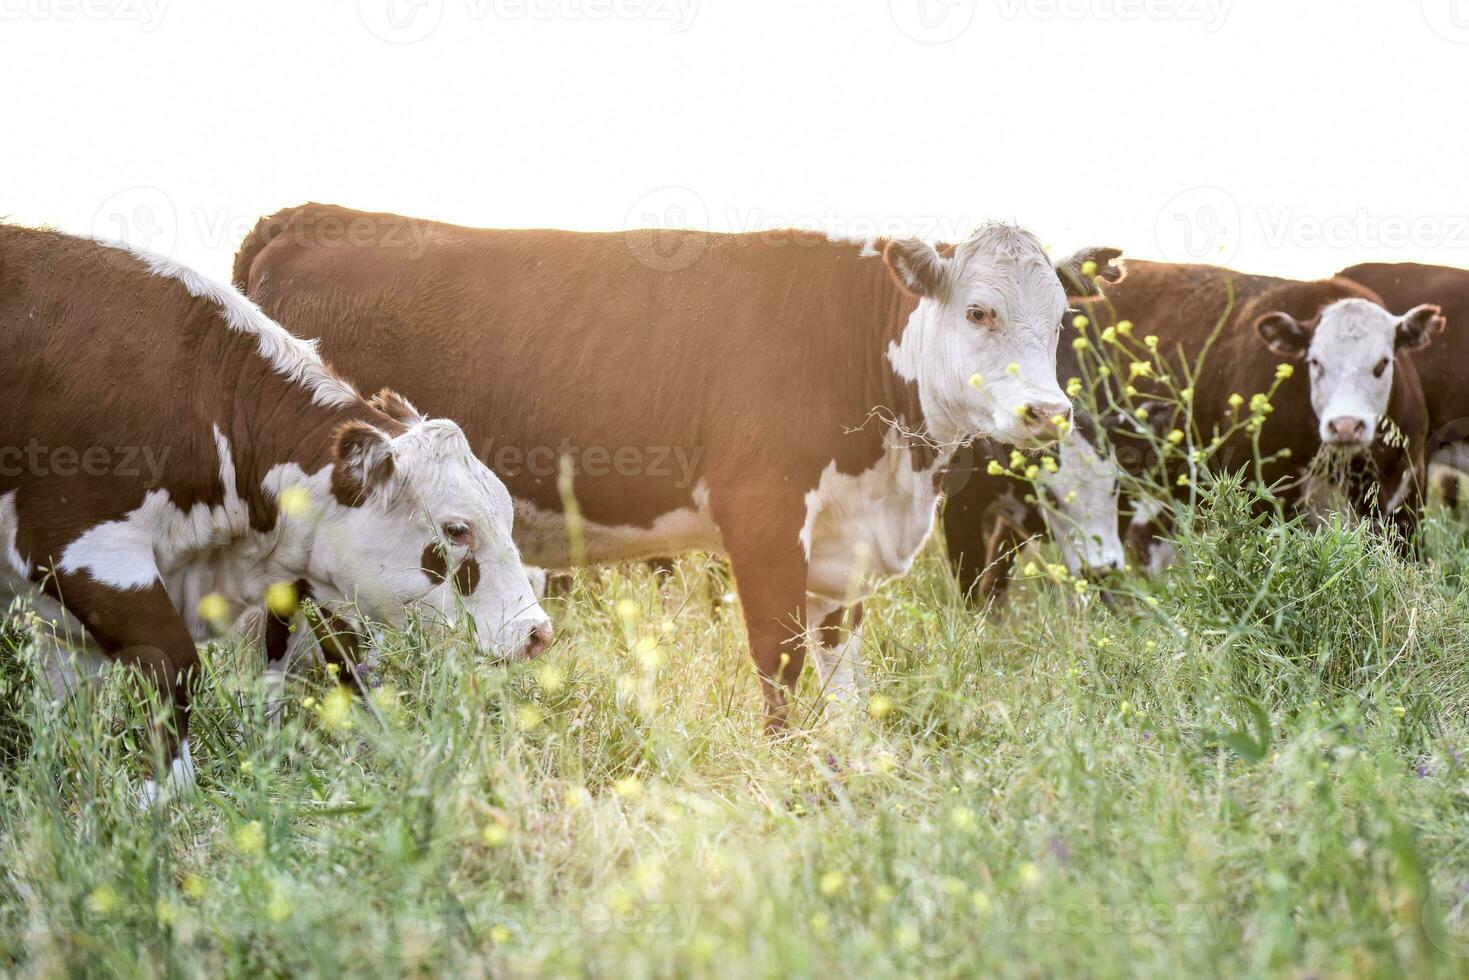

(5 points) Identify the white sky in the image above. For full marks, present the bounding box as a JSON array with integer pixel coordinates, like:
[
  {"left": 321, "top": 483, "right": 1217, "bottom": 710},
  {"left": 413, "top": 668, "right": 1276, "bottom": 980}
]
[{"left": 4, "top": 0, "right": 1468, "bottom": 282}]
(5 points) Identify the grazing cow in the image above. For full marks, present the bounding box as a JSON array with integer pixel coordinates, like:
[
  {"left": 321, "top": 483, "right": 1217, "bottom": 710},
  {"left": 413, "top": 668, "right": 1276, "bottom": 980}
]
[
  {"left": 0, "top": 225, "right": 551, "bottom": 802},
  {"left": 942, "top": 338, "right": 1126, "bottom": 605},
  {"left": 234, "top": 202, "right": 1122, "bottom": 725},
  {"left": 1086, "top": 261, "right": 1440, "bottom": 561},
  {"left": 943, "top": 260, "right": 1446, "bottom": 594},
  {"left": 1338, "top": 262, "right": 1469, "bottom": 473}
]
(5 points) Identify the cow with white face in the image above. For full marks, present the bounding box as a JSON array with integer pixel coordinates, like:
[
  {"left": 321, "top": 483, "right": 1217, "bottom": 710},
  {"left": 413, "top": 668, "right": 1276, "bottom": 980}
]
[
  {"left": 236, "top": 204, "right": 1124, "bottom": 726},
  {"left": 883, "top": 229, "right": 1083, "bottom": 449},
  {"left": 1256, "top": 298, "right": 1445, "bottom": 448},
  {"left": 1077, "top": 259, "right": 1442, "bottom": 555},
  {"left": 0, "top": 225, "right": 551, "bottom": 804}
]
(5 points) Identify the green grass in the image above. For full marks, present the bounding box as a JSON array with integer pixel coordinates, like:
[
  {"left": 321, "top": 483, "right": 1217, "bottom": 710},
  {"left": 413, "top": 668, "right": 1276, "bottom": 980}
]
[{"left": 6, "top": 489, "right": 1469, "bottom": 978}]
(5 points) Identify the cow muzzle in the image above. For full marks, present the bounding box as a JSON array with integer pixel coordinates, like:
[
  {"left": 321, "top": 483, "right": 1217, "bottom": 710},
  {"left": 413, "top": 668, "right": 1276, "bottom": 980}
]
[
  {"left": 509, "top": 619, "right": 555, "bottom": 661},
  {"left": 1323, "top": 415, "right": 1371, "bottom": 446},
  {"left": 1015, "top": 401, "right": 1072, "bottom": 447}
]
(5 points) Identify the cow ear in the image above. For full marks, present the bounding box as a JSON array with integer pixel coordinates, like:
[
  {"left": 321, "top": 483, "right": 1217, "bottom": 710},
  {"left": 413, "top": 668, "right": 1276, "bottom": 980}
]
[
  {"left": 369, "top": 387, "right": 423, "bottom": 426},
  {"left": 1395, "top": 304, "right": 1446, "bottom": 351},
  {"left": 883, "top": 239, "right": 948, "bottom": 298},
  {"left": 1055, "top": 247, "right": 1125, "bottom": 299},
  {"left": 331, "top": 421, "right": 395, "bottom": 504},
  {"left": 1254, "top": 312, "right": 1312, "bottom": 360}
]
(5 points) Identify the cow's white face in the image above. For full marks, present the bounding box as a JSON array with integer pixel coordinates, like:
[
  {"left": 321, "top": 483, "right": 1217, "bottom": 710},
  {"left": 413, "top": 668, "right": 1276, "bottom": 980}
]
[
  {"left": 884, "top": 228, "right": 1120, "bottom": 450},
  {"left": 1256, "top": 298, "right": 1444, "bottom": 448},
  {"left": 1036, "top": 429, "right": 1125, "bottom": 578},
  {"left": 310, "top": 414, "right": 552, "bottom": 661}
]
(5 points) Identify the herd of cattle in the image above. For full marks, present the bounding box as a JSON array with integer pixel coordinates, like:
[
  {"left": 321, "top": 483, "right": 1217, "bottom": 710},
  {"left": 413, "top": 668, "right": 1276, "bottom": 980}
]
[{"left": 3, "top": 203, "right": 1467, "bottom": 803}]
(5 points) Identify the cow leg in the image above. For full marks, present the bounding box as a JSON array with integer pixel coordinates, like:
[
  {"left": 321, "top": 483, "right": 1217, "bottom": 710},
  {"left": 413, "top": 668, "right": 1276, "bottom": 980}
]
[
  {"left": 715, "top": 501, "right": 809, "bottom": 732},
  {"left": 808, "top": 598, "right": 863, "bottom": 705},
  {"left": 47, "top": 571, "right": 201, "bottom": 806}
]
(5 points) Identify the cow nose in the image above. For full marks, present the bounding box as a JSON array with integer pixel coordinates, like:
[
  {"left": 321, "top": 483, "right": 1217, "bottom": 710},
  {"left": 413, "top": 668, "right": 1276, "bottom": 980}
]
[
  {"left": 1326, "top": 416, "right": 1368, "bottom": 443},
  {"left": 1019, "top": 402, "right": 1072, "bottom": 444},
  {"left": 519, "top": 621, "right": 554, "bottom": 660}
]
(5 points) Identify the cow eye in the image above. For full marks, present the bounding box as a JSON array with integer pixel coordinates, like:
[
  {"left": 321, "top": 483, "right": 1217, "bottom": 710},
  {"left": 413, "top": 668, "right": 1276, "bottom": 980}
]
[
  {"left": 441, "top": 521, "right": 475, "bottom": 548},
  {"left": 1372, "top": 358, "right": 1389, "bottom": 378},
  {"left": 967, "top": 306, "right": 997, "bottom": 328}
]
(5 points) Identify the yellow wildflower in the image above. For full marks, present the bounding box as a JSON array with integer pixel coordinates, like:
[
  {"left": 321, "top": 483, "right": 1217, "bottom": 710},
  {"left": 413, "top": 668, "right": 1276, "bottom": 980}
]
[
  {"left": 233, "top": 821, "right": 265, "bottom": 855},
  {"left": 196, "top": 592, "right": 229, "bottom": 627},
  {"left": 265, "top": 581, "right": 298, "bottom": 618}
]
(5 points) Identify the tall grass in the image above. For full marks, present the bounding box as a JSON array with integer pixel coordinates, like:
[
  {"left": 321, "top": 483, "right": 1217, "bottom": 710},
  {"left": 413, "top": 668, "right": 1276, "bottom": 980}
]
[{"left": 4, "top": 483, "right": 1469, "bottom": 976}]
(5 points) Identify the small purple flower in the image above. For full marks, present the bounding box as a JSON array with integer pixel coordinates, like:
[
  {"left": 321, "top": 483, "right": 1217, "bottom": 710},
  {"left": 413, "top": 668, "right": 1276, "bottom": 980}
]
[
  {"left": 1453, "top": 747, "right": 1464, "bottom": 768},
  {"left": 1048, "top": 835, "right": 1072, "bottom": 863},
  {"left": 1416, "top": 764, "right": 1431, "bottom": 779}
]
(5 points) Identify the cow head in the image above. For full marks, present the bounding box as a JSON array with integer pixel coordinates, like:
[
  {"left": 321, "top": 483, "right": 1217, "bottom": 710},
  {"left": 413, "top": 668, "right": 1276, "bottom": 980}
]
[
  {"left": 883, "top": 227, "right": 1122, "bottom": 450},
  {"left": 1255, "top": 298, "right": 1444, "bottom": 448},
  {"left": 1035, "top": 424, "right": 1125, "bottom": 580},
  {"left": 296, "top": 392, "right": 552, "bottom": 660}
]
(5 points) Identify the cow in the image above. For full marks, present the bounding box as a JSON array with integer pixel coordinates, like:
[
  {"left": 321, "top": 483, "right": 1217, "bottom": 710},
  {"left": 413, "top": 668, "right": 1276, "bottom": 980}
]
[
  {"left": 0, "top": 225, "right": 552, "bottom": 803},
  {"left": 233, "top": 202, "right": 1123, "bottom": 727},
  {"left": 942, "top": 260, "right": 1447, "bottom": 597},
  {"left": 1338, "top": 262, "right": 1469, "bottom": 475},
  {"left": 942, "top": 337, "right": 1126, "bottom": 606}
]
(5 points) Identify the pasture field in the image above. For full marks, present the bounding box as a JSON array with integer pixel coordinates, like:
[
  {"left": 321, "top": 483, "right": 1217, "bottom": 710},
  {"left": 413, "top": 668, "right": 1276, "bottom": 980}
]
[{"left": 4, "top": 480, "right": 1469, "bottom": 978}]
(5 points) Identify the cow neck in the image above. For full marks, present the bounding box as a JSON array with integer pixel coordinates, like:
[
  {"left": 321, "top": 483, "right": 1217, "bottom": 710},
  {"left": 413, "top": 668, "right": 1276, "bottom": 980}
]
[
  {"left": 869, "top": 267, "right": 939, "bottom": 472},
  {"left": 203, "top": 339, "right": 400, "bottom": 533}
]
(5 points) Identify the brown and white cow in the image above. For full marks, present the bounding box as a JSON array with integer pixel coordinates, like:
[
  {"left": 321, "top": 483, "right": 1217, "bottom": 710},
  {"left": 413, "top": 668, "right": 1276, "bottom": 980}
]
[
  {"left": 234, "top": 202, "right": 1122, "bottom": 726},
  {"left": 943, "top": 260, "right": 1446, "bottom": 599},
  {"left": 1338, "top": 262, "right": 1469, "bottom": 473},
  {"left": 0, "top": 225, "right": 551, "bottom": 803}
]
